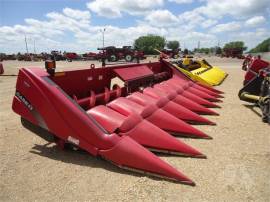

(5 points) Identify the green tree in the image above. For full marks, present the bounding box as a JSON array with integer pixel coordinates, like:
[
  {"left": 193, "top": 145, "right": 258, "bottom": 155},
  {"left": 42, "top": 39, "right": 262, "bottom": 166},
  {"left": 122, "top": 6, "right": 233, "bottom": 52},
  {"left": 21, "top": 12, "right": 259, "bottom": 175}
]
[
  {"left": 134, "top": 35, "right": 166, "bottom": 54},
  {"left": 196, "top": 48, "right": 210, "bottom": 54},
  {"left": 203, "top": 48, "right": 210, "bottom": 54},
  {"left": 209, "top": 47, "right": 216, "bottom": 54},
  {"left": 166, "top": 40, "right": 180, "bottom": 50},
  {"left": 249, "top": 38, "right": 270, "bottom": 53},
  {"left": 223, "top": 41, "right": 247, "bottom": 51},
  {"left": 195, "top": 46, "right": 222, "bottom": 54}
]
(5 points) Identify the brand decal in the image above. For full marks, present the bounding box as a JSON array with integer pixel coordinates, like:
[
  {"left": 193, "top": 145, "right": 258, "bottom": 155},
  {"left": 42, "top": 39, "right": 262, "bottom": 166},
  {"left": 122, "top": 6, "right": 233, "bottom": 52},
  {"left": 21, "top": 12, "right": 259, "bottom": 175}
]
[{"left": 15, "top": 91, "right": 33, "bottom": 111}]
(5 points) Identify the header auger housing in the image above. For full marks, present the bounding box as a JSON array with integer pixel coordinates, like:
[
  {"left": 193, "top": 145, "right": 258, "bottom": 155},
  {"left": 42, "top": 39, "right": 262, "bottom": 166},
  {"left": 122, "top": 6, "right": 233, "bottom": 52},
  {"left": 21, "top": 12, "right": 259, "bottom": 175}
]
[{"left": 12, "top": 59, "right": 224, "bottom": 185}]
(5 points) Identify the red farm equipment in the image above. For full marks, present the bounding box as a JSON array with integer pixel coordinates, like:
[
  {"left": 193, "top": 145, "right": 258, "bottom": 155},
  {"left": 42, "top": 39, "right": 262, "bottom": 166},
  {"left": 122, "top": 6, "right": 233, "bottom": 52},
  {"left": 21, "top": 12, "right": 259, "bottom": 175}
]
[
  {"left": 82, "top": 52, "right": 98, "bottom": 60},
  {"left": 239, "top": 56, "right": 270, "bottom": 123},
  {"left": 64, "top": 52, "right": 80, "bottom": 62},
  {"left": 222, "top": 48, "right": 245, "bottom": 59},
  {"left": 5, "top": 54, "right": 17, "bottom": 60},
  {"left": 161, "top": 49, "right": 180, "bottom": 59},
  {"left": 1, "top": 53, "right": 18, "bottom": 61},
  {"left": 12, "top": 58, "right": 224, "bottom": 185},
  {"left": 51, "top": 51, "right": 65, "bottom": 61},
  {"left": 0, "top": 63, "right": 4, "bottom": 75},
  {"left": 97, "top": 46, "right": 145, "bottom": 62},
  {"left": 0, "top": 53, "right": 5, "bottom": 61},
  {"left": 17, "top": 53, "right": 32, "bottom": 61}
]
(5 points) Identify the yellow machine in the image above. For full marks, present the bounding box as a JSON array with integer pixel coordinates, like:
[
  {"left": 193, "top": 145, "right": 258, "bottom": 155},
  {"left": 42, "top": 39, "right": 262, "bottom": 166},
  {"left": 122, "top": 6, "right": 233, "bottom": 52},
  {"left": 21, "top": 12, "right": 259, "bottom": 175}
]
[
  {"left": 176, "top": 57, "right": 227, "bottom": 86},
  {"left": 190, "top": 60, "right": 227, "bottom": 86},
  {"left": 154, "top": 49, "right": 227, "bottom": 86},
  {"left": 171, "top": 63, "right": 213, "bottom": 87}
]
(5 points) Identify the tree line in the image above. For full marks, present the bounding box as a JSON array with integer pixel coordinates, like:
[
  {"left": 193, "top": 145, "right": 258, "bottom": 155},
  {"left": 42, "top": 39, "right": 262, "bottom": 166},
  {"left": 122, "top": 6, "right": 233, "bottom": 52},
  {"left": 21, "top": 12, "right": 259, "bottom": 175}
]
[
  {"left": 249, "top": 38, "right": 270, "bottom": 53},
  {"left": 133, "top": 34, "right": 269, "bottom": 55},
  {"left": 134, "top": 35, "right": 179, "bottom": 54}
]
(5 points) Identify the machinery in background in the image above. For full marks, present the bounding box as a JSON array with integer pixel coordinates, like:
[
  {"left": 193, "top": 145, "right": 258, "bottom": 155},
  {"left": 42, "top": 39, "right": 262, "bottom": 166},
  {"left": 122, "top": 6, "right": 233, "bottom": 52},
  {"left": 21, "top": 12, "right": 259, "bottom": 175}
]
[
  {"left": 222, "top": 47, "right": 245, "bottom": 59},
  {"left": 161, "top": 49, "right": 180, "bottom": 59},
  {"left": 239, "top": 56, "right": 270, "bottom": 123},
  {"left": 156, "top": 49, "right": 228, "bottom": 86},
  {"left": 0, "top": 63, "right": 4, "bottom": 75},
  {"left": 97, "top": 46, "right": 145, "bottom": 62},
  {"left": 64, "top": 52, "right": 80, "bottom": 62}
]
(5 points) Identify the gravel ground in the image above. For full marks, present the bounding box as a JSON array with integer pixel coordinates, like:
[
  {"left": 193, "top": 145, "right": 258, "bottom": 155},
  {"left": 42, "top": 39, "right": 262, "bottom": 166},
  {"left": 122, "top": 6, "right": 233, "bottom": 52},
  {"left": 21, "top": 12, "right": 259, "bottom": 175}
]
[{"left": 0, "top": 57, "right": 269, "bottom": 202}]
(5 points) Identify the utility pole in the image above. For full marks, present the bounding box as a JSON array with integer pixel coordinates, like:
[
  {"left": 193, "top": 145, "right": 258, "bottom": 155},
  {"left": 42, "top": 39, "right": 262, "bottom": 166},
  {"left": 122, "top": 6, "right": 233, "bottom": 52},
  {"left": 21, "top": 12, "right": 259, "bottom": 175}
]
[
  {"left": 33, "top": 39, "right": 36, "bottom": 54},
  {"left": 24, "top": 35, "right": 29, "bottom": 54},
  {"left": 100, "top": 28, "right": 106, "bottom": 48},
  {"left": 100, "top": 28, "right": 106, "bottom": 67}
]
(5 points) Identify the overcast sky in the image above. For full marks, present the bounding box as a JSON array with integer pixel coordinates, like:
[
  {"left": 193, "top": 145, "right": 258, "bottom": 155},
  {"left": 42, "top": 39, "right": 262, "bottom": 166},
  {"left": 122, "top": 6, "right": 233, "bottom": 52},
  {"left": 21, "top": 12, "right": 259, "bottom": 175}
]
[{"left": 0, "top": 0, "right": 269, "bottom": 53}]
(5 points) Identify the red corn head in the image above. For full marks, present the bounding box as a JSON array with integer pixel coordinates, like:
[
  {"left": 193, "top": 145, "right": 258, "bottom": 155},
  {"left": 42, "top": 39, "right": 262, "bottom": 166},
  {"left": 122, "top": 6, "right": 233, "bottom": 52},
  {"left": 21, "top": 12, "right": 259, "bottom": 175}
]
[
  {"left": 186, "top": 82, "right": 224, "bottom": 98},
  {"left": 128, "top": 92, "right": 215, "bottom": 127},
  {"left": 143, "top": 87, "right": 216, "bottom": 124},
  {"left": 196, "top": 82, "right": 224, "bottom": 94},
  {"left": 181, "top": 91, "right": 221, "bottom": 107},
  {"left": 169, "top": 76, "right": 224, "bottom": 95},
  {"left": 154, "top": 84, "right": 219, "bottom": 115},
  {"left": 164, "top": 82, "right": 221, "bottom": 108},
  {"left": 108, "top": 97, "right": 212, "bottom": 138},
  {"left": 99, "top": 136, "right": 195, "bottom": 185},
  {"left": 186, "top": 87, "right": 223, "bottom": 102},
  {"left": 88, "top": 105, "right": 207, "bottom": 156},
  {"left": 166, "top": 79, "right": 222, "bottom": 102},
  {"left": 192, "top": 86, "right": 224, "bottom": 98}
]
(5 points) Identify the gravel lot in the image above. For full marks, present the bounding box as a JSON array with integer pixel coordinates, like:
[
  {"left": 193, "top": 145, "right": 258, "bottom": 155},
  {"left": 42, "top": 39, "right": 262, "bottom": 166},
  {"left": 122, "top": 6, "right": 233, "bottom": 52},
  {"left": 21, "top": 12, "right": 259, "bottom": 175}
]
[{"left": 0, "top": 57, "right": 269, "bottom": 201}]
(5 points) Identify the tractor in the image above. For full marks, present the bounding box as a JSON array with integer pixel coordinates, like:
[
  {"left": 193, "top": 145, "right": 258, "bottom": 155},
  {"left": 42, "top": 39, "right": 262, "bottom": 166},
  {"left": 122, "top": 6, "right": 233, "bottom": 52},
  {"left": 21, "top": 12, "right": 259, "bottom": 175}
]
[
  {"left": 97, "top": 46, "right": 144, "bottom": 62},
  {"left": 51, "top": 51, "right": 65, "bottom": 61}
]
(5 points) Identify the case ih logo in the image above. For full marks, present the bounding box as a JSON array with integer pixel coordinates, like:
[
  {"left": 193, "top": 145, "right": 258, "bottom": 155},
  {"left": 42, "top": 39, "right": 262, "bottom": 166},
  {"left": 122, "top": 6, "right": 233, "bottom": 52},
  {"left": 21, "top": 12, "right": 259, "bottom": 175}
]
[{"left": 15, "top": 91, "right": 33, "bottom": 111}]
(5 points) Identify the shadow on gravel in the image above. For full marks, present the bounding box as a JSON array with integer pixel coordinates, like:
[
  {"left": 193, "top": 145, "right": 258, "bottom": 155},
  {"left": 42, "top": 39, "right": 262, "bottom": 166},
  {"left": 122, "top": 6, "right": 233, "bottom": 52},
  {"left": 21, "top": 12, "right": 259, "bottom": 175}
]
[
  {"left": 243, "top": 104, "right": 262, "bottom": 118},
  {"left": 29, "top": 143, "right": 186, "bottom": 185}
]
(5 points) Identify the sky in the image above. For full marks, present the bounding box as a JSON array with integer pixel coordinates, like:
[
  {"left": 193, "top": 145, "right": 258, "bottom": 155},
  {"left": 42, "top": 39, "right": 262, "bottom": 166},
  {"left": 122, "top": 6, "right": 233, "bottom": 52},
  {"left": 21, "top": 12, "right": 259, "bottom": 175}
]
[{"left": 0, "top": 0, "right": 269, "bottom": 54}]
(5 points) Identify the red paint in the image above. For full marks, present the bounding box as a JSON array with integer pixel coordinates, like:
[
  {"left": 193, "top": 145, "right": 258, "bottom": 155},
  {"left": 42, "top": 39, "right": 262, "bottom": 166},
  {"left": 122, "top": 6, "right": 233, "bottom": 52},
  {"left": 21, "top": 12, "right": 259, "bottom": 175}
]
[{"left": 12, "top": 60, "right": 224, "bottom": 184}]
